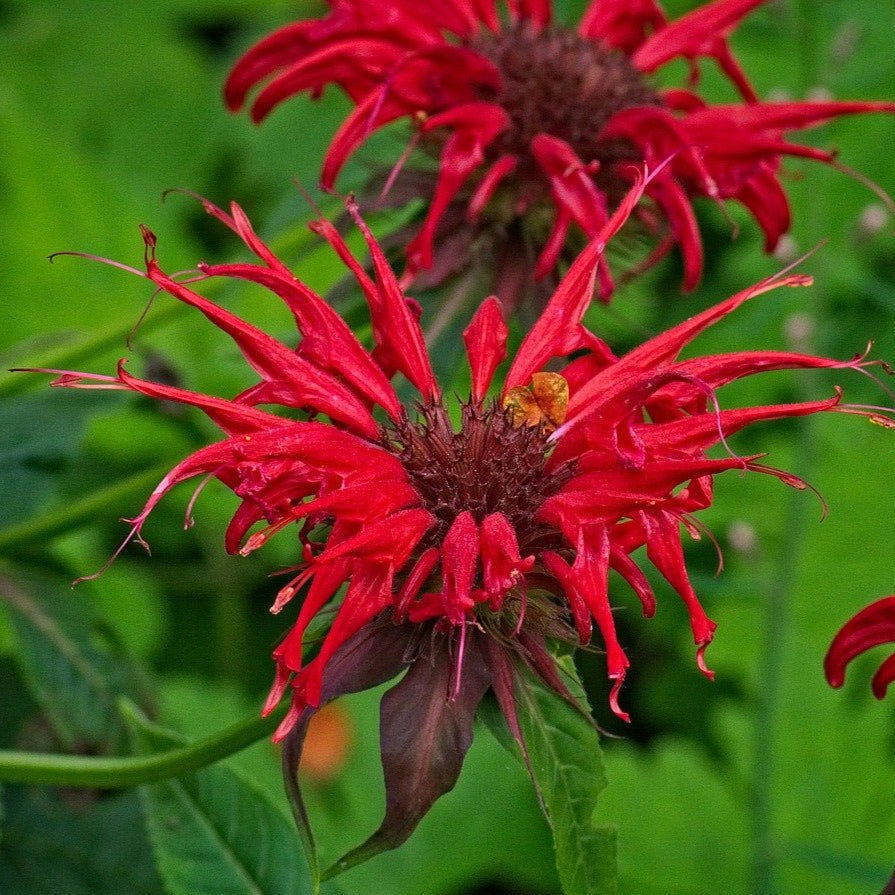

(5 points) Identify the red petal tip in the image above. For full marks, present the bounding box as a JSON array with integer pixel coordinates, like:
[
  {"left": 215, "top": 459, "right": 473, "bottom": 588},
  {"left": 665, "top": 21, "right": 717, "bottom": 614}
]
[
  {"left": 696, "top": 643, "right": 715, "bottom": 680},
  {"left": 609, "top": 674, "right": 631, "bottom": 722}
]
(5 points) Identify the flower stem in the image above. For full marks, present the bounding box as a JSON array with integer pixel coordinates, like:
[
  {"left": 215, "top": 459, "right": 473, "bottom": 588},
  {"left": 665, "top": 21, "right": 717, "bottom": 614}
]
[
  {"left": 751, "top": 415, "right": 817, "bottom": 895},
  {"left": 752, "top": 5, "right": 828, "bottom": 890},
  {"left": 0, "top": 700, "right": 287, "bottom": 788},
  {"left": 0, "top": 463, "right": 173, "bottom": 557},
  {"left": 1, "top": 303, "right": 187, "bottom": 400}
]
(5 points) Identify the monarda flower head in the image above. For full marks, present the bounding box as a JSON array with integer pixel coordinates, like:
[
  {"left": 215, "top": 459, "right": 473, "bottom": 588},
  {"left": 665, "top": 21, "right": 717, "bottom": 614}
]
[
  {"left": 225, "top": 0, "right": 894, "bottom": 306},
  {"left": 34, "top": 173, "right": 891, "bottom": 870}
]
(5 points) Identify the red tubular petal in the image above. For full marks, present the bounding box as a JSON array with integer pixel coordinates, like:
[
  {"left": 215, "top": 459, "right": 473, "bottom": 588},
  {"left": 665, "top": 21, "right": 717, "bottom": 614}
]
[
  {"left": 288, "top": 480, "right": 422, "bottom": 527},
  {"left": 608, "top": 677, "right": 630, "bottom": 723},
  {"left": 666, "top": 349, "right": 848, "bottom": 398},
  {"left": 539, "top": 457, "right": 754, "bottom": 533},
  {"left": 609, "top": 547, "right": 657, "bottom": 618},
  {"left": 224, "top": 20, "right": 318, "bottom": 112},
  {"left": 704, "top": 137, "right": 835, "bottom": 166},
  {"left": 469, "top": 154, "right": 518, "bottom": 219},
  {"left": 734, "top": 166, "right": 791, "bottom": 252},
  {"left": 463, "top": 296, "right": 509, "bottom": 403},
  {"left": 703, "top": 100, "right": 895, "bottom": 133},
  {"left": 872, "top": 654, "right": 895, "bottom": 700},
  {"left": 646, "top": 176, "right": 703, "bottom": 291},
  {"left": 407, "top": 102, "right": 509, "bottom": 271},
  {"left": 531, "top": 133, "right": 608, "bottom": 240},
  {"left": 145, "top": 261, "right": 380, "bottom": 437},
  {"left": 301, "top": 566, "right": 399, "bottom": 708},
  {"left": 345, "top": 201, "right": 439, "bottom": 400},
  {"left": 640, "top": 393, "right": 843, "bottom": 454},
  {"left": 312, "top": 508, "right": 434, "bottom": 567},
  {"left": 279, "top": 561, "right": 350, "bottom": 660},
  {"left": 395, "top": 547, "right": 441, "bottom": 618},
  {"left": 541, "top": 551, "right": 592, "bottom": 644},
  {"left": 825, "top": 596, "right": 895, "bottom": 691},
  {"left": 480, "top": 513, "right": 534, "bottom": 607},
  {"left": 439, "top": 511, "right": 480, "bottom": 624},
  {"left": 115, "top": 361, "right": 288, "bottom": 436},
  {"left": 562, "top": 268, "right": 814, "bottom": 426},
  {"left": 199, "top": 260, "right": 401, "bottom": 419},
  {"left": 633, "top": 0, "right": 768, "bottom": 94},
  {"left": 534, "top": 206, "right": 572, "bottom": 281},
  {"left": 579, "top": 0, "right": 666, "bottom": 53},
  {"left": 639, "top": 510, "right": 717, "bottom": 674},
  {"left": 509, "top": 0, "right": 551, "bottom": 27},
  {"left": 250, "top": 37, "right": 406, "bottom": 118},
  {"left": 505, "top": 167, "right": 650, "bottom": 390},
  {"left": 321, "top": 88, "right": 414, "bottom": 189},
  {"left": 469, "top": 0, "right": 500, "bottom": 31},
  {"left": 563, "top": 525, "right": 632, "bottom": 721},
  {"left": 85, "top": 439, "right": 242, "bottom": 579}
]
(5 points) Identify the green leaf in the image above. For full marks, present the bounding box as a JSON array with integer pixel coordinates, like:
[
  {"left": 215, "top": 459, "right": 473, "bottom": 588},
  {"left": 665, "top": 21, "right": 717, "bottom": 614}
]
[
  {"left": 516, "top": 660, "right": 618, "bottom": 895},
  {"left": 0, "top": 389, "right": 123, "bottom": 528},
  {"left": 0, "top": 571, "right": 152, "bottom": 752},
  {"left": 0, "top": 784, "right": 162, "bottom": 895},
  {"left": 123, "top": 702, "right": 326, "bottom": 895}
]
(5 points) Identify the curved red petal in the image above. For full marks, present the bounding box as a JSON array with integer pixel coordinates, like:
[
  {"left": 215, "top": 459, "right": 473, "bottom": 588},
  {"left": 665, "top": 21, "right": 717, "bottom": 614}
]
[
  {"left": 825, "top": 596, "right": 895, "bottom": 689},
  {"left": 463, "top": 296, "right": 509, "bottom": 402}
]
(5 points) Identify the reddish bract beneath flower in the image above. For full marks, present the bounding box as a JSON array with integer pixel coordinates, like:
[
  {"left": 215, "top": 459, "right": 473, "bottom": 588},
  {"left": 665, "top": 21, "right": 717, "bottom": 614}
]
[
  {"left": 225, "top": 0, "right": 895, "bottom": 301},
  {"left": 825, "top": 596, "right": 895, "bottom": 699}
]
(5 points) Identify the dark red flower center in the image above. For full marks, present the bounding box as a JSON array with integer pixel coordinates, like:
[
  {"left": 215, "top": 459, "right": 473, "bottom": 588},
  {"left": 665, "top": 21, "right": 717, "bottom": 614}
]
[
  {"left": 471, "top": 23, "right": 662, "bottom": 177},
  {"left": 382, "top": 400, "right": 571, "bottom": 552}
]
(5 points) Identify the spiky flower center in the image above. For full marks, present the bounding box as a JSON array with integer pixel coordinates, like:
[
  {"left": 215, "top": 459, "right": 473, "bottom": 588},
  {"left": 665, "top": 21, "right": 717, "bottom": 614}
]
[
  {"left": 472, "top": 23, "right": 661, "bottom": 175},
  {"left": 383, "top": 401, "right": 571, "bottom": 552}
]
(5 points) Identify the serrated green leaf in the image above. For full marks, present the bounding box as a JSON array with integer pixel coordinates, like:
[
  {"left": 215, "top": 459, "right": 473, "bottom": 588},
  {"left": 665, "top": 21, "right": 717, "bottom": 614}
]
[
  {"left": 123, "top": 702, "right": 325, "bottom": 895},
  {"left": 516, "top": 661, "right": 618, "bottom": 895},
  {"left": 0, "top": 571, "right": 152, "bottom": 752}
]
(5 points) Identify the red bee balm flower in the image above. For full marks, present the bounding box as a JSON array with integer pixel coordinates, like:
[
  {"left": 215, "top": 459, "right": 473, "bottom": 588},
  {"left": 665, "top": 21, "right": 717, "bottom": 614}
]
[
  {"left": 225, "top": 0, "right": 894, "bottom": 301},
  {"left": 36, "top": 174, "right": 890, "bottom": 868},
  {"left": 826, "top": 596, "right": 895, "bottom": 699}
]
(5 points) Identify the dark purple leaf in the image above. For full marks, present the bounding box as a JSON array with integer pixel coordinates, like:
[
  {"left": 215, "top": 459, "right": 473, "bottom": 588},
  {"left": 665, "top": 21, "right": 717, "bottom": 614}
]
[
  {"left": 484, "top": 635, "right": 523, "bottom": 747},
  {"left": 325, "top": 626, "right": 492, "bottom": 877},
  {"left": 518, "top": 631, "right": 588, "bottom": 717},
  {"left": 281, "top": 615, "right": 416, "bottom": 885},
  {"left": 881, "top": 867, "right": 895, "bottom": 895}
]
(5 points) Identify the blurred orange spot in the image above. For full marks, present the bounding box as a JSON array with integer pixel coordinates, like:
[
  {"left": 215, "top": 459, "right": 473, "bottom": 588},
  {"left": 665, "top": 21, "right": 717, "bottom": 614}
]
[{"left": 299, "top": 700, "right": 354, "bottom": 783}]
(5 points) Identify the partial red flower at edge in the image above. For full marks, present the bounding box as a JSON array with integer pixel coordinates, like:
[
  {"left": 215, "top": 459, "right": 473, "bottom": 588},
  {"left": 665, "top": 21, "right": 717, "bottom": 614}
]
[
  {"left": 224, "top": 0, "right": 895, "bottom": 303},
  {"left": 825, "top": 596, "right": 895, "bottom": 699},
  {"left": 30, "top": 172, "right": 893, "bottom": 873}
]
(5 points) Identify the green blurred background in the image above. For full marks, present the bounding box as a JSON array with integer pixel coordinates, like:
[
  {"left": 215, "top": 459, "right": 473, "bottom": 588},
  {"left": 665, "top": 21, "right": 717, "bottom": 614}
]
[{"left": 1, "top": 0, "right": 895, "bottom": 893}]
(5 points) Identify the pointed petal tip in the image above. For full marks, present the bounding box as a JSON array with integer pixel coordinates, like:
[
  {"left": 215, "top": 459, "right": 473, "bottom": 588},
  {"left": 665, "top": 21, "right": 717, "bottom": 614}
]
[
  {"left": 272, "top": 700, "right": 303, "bottom": 743},
  {"left": 871, "top": 658, "right": 895, "bottom": 700},
  {"left": 696, "top": 642, "right": 715, "bottom": 680},
  {"left": 609, "top": 675, "right": 631, "bottom": 723}
]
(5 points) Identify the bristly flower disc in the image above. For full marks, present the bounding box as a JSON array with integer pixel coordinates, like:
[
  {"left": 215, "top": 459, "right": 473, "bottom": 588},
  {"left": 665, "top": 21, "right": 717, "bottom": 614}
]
[
  {"left": 225, "top": 0, "right": 895, "bottom": 305},
  {"left": 33, "top": 171, "right": 892, "bottom": 869}
]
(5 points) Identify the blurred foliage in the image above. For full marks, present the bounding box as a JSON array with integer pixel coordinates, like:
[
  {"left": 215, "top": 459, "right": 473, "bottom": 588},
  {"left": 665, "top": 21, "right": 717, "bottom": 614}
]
[{"left": 1, "top": 0, "right": 895, "bottom": 893}]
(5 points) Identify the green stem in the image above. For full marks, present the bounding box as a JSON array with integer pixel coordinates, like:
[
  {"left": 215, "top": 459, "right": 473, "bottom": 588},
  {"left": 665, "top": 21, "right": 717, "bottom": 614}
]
[
  {"left": 752, "top": 7, "right": 829, "bottom": 890},
  {"left": 0, "top": 463, "right": 172, "bottom": 557},
  {"left": 1, "top": 303, "right": 187, "bottom": 400},
  {"left": 0, "top": 701, "right": 287, "bottom": 788},
  {"left": 0, "top": 209, "right": 334, "bottom": 402},
  {"left": 751, "top": 416, "right": 817, "bottom": 895}
]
